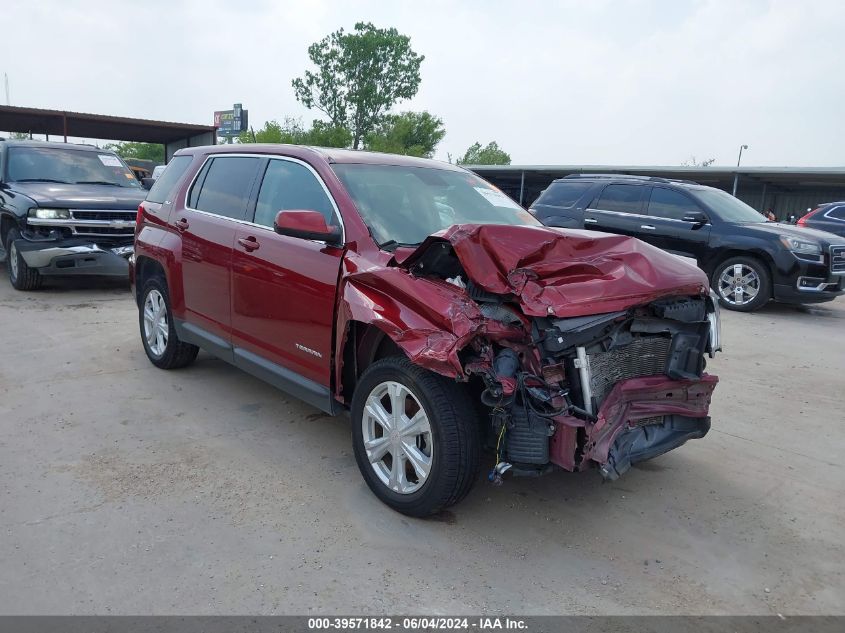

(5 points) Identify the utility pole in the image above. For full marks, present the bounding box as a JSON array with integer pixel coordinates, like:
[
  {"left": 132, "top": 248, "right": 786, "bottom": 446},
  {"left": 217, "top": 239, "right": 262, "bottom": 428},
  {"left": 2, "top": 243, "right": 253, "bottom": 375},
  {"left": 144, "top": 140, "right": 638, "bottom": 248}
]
[{"left": 732, "top": 144, "right": 748, "bottom": 197}]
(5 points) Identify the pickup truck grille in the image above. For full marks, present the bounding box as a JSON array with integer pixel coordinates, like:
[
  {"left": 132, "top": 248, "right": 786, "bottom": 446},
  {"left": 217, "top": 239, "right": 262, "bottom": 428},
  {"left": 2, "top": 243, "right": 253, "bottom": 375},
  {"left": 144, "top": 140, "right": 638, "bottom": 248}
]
[
  {"left": 588, "top": 336, "right": 671, "bottom": 406},
  {"left": 26, "top": 209, "right": 136, "bottom": 238},
  {"left": 72, "top": 210, "right": 136, "bottom": 222},
  {"left": 831, "top": 245, "right": 845, "bottom": 274}
]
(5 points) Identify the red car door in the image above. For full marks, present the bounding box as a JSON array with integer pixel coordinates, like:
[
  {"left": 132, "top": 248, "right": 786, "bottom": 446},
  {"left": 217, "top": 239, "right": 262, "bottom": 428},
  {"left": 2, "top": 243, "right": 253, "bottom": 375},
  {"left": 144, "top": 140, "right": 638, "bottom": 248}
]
[
  {"left": 175, "top": 155, "right": 261, "bottom": 358},
  {"left": 231, "top": 157, "right": 344, "bottom": 407}
]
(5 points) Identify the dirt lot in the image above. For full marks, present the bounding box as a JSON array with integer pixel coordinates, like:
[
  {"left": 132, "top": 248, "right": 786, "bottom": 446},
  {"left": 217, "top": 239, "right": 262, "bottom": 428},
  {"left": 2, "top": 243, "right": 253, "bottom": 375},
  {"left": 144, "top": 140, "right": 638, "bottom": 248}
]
[{"left": 0, "top": 271, "right": 843, "bottom": 616}]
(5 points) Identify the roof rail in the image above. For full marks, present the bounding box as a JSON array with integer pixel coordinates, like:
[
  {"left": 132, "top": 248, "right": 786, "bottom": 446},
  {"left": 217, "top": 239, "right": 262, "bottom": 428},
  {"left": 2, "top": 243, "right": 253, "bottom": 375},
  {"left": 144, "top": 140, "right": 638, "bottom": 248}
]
[
  {"left": 560, "top": 173, "right": 704, "bottom": 186},
  {"left": 562, "top": 173, "right": 670, "bottom": 182}
]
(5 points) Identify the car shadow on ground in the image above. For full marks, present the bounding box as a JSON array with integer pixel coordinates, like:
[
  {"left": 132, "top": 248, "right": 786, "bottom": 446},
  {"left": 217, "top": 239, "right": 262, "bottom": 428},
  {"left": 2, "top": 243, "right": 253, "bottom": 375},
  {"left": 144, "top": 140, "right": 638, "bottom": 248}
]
[{"left": 754, "top": 300, "right": 843, "bottom": 319}]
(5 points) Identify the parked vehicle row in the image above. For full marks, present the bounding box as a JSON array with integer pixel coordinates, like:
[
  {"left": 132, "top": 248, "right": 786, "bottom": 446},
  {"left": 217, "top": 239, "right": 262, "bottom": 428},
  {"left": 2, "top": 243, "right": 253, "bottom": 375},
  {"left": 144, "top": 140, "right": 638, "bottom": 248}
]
[
  {"left": 8, "top": 138, "right": 843, "bottom": 516},
  {"left": 131, "top": 145, "right": 721, "bottom": 516},
  {"left": 529, "top": 175, "right": 845, "bottom": 312}
]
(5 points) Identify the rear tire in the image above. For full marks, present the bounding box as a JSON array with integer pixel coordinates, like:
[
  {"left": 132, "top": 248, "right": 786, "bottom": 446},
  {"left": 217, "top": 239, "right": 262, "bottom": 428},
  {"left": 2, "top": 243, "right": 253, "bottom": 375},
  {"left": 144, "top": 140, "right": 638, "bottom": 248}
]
[
  {"left": 351, "top": 356, "right": 480, "bottom": 517},
  {"left": 711, "top": 256, "right": 771, "bottom": 312},
  {"left": 5, "top": 228, "right": 43, "bottom": 291},
  {"left": 139, "top": 276, "right": 199, "bottom": 369}
]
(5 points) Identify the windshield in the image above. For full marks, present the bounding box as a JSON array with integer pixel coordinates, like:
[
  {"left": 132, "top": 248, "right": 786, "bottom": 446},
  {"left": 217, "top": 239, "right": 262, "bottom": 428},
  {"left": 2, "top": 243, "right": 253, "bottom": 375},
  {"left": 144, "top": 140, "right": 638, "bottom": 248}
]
[
  {"left": 691, "top": 187, "right": 766, "bottom": 223},
  {"left": 6, "top": 146, "right": 141, "bottom": 188},
  {"left": 332, "top": 164, "right": 539, "bottom": 247}
]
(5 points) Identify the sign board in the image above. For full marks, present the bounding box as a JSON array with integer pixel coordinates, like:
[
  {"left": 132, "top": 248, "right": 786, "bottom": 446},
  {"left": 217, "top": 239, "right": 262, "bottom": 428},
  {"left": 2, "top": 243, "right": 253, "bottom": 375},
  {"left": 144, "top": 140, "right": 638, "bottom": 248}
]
[{"left": 214, "top": 103, "right": 248, "bottom": 137}]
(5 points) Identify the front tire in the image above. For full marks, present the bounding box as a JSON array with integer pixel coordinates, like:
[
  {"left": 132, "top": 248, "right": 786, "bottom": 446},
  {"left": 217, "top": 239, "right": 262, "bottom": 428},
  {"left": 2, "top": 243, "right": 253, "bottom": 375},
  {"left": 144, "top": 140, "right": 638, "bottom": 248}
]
[
  {"left": 5, "top": 228, "right": 42, "bottom": 291},
  {"left": 351, "top": 356, "right": 480, "bottom": 517},
  {"left": 711, "top": 256, "right": 771, "bottom": 312},
  {"left": 139, "top": 277, "right": 198, "bottom": 369}
]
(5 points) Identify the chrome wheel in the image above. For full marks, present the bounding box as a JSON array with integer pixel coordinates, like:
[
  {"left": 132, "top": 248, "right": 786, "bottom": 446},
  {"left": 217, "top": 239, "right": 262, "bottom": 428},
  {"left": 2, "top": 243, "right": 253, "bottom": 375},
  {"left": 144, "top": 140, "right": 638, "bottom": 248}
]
[
  {"left": 8, "top": 241, "right": 19, "bottom": 280},
  {"left": 143, "top": 289, "right": 169, "bottom": 357},
  {"left": 717, "top": 263, "right": 760, "bottom": 306},
  {"left": 362, "top": 381, "right": 433, "bottom": 494}
]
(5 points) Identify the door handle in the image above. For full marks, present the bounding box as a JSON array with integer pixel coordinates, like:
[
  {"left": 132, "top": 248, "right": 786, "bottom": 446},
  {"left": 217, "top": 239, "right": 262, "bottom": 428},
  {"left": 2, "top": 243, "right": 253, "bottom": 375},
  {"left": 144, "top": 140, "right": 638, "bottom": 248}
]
[
  {"left": 237, "top": 236, "right": 260, "bottom": 252},
  {"left": 175, "top": 218, "right": 189, "bottom": 231},
  {"left": 640, "top": 224, "right": 656, "bottom": 230},
  {"left": 584, "top": 218, "right": 598, "bottom": 224}
]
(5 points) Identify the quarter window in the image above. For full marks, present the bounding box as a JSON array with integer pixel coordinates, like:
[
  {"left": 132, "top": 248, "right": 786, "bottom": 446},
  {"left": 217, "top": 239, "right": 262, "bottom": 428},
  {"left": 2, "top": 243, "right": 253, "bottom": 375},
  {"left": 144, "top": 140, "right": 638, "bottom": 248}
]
[
  {"left": 253, "top": 159, "right": 336, "bottom": 228},
  {"left": 826, "top": 205, "right": 845, "bottom": 221},
  {"left": 190, "top": 156, "right": 260, "bottom": 219},
  {"left": 648, "top": 187, "right": 703, "bottom": 220},
  {"left": 592, "top": 184, "right": 645, "bottom": 214}
]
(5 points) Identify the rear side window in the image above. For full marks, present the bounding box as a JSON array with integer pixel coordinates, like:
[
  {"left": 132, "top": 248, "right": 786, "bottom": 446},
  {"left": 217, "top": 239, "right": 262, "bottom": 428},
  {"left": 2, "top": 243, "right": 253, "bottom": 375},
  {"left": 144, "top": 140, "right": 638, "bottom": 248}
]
[
  {"left": 253, "top": 159, "right": 336, "bottom": 228},
  {"left": 648, "top": 187, "right": 703, "bottom": 220},
  {"left": 591, "top": 184, "right": 645, "bottom": 214},
  {"left": 190, "top": 156, "right": 260, "bottom": 219},
  {"left": 537, "top": 182, "right": 592, "bottom": 208},
  {"left": 826, "top": 205, "right": 845, "bottom": 221},
  {"left": 146, "top": 156, "right": 192, "bottom": 204}
]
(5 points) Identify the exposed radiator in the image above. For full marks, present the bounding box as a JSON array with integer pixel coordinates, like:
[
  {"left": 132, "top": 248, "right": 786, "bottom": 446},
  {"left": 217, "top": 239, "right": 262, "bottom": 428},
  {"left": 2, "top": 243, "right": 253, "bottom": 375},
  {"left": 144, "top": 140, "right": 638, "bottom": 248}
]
[{"left": 588, "top": 336, "right": 671, "bottom": 406}]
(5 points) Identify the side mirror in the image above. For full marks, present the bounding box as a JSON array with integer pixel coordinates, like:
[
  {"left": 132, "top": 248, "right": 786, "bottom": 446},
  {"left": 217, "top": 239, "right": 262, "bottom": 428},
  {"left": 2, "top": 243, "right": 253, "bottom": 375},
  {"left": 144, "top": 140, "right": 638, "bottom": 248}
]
[
  {"left": 141, "top": 177, "right": 155, "bottom": 190},
  {"left": 274, "top": 210, "right": 342, "bottom": 243},
  {"left": 682, "top": 211, "right": 708, "bottom": 225}
]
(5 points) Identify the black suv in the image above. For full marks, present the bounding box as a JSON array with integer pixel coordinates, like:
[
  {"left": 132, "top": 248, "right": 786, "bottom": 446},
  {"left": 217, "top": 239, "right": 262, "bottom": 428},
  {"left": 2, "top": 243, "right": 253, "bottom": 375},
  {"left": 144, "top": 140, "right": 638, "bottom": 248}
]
[
  {"left": 0, "top": 140, "right": 145, "bottom": 290},
  {"left": 530, "top": 174, "right": 845, "bottom": 311},
  {"left": 797, "top": 201, "right": 845, "bottom": 238}
]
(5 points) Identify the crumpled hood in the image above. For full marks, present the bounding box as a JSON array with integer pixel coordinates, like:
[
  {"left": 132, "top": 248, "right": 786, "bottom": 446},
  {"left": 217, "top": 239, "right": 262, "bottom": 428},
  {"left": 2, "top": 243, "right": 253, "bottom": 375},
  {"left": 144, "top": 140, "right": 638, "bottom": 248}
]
[{"left": 396, "top": 224, "right": 709, "bottom": 318}]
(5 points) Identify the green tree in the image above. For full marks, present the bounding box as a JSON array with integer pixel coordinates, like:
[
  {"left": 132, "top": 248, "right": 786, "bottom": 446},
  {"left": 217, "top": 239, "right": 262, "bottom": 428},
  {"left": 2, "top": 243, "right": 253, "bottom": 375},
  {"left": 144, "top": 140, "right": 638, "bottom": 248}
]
[
  {"left": 456, "top": 141, "right": 511, "bottom": 166},
  {"left": 306, "top": 120, "right": 353, "bottom": 148},
  {"left": 104, "top": 141, "right": 165, "bottom": 164},
  {"left": 365, "top": 111, "right": 445, "bottom": 158},
  {"left": 292, "top": 22, "right": 424, "bottom": 150},
  {"left": 238, "top": 117, "right": 351, "bottom": 148},
  {"left": 9, "top": 131, "right": 30, "bottom": 140}
]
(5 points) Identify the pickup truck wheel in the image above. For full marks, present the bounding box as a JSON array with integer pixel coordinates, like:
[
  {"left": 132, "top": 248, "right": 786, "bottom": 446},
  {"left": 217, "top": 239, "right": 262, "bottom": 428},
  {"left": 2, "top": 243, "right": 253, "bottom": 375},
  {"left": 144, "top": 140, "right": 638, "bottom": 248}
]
[
  {"left": 5, "top": 228, "right": 43, "bottom": 291},
  {"left": 351, "top": 356, "right": 480, "bottom": 517},
  {"left": 712, "top": 256, "right": 771, "bottom": 312},
  {"left": 139, "top": 277, "right": 198, "bottom": 369}
]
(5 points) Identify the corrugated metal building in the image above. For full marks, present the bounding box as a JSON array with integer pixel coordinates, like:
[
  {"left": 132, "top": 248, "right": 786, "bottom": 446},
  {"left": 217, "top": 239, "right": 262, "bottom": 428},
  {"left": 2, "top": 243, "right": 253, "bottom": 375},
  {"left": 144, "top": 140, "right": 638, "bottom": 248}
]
[{"left": 468, "top": 165, "right": 845, "bottom": 220}]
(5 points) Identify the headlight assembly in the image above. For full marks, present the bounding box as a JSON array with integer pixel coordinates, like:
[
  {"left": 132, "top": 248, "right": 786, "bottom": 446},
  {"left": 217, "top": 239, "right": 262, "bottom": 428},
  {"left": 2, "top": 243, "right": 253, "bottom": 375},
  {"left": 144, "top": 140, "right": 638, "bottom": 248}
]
[
  {"left": 28, "top": 207, "right": 71, "bottom": 220},
  {"left": 780, "top": 235, "right": 822, "bottom": 258}
]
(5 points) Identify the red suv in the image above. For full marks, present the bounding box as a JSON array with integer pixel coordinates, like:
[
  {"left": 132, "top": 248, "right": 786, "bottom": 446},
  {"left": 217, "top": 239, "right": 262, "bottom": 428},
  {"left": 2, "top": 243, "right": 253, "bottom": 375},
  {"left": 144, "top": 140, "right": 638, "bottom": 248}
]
[{"left": 131, "top": 145, "right": 721, "bottom": 517}]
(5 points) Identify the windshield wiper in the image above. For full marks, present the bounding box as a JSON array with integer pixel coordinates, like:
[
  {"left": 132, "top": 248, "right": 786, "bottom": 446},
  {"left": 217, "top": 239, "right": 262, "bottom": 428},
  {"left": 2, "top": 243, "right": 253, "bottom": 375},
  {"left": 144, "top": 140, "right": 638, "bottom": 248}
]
[
  {"left": 14, "top": 178, "right": 71, "bottom": 184},
  {"left": 75, "top": 180, "right": 124, "bottom": 186},
  {"left": 378, "top": 239, "right": 421, "bottom": 251}
]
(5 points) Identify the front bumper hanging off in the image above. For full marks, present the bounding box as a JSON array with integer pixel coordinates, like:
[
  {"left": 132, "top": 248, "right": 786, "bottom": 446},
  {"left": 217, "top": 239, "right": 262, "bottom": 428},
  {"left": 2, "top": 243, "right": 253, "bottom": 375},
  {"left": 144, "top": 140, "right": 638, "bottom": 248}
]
[{"left": 14, "top": 239, "right": 133, "bottom": 277}]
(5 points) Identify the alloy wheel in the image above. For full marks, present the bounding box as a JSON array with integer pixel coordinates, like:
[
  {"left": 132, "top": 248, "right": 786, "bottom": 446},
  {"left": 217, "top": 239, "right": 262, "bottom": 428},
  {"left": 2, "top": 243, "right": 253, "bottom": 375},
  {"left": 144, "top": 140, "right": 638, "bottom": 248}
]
[
  {"left": 143, "top": 289, "right": 169, "bottom": 357},
  {"left": 717, "top": 263, "right": 760, "bottom": 307},
  {"left": 9, "top": 241, "right": 19, "bottom": 281},
  {"left": 362, "top": 381, "right": 433, "bottom": 494}
]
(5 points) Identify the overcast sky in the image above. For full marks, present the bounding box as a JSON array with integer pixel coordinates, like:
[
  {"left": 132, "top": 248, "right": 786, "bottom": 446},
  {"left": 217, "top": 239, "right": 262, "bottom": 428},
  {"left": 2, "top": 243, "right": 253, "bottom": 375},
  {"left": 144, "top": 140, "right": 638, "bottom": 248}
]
[{"left": 2, "top": 0, "right": 843, "bottom": 166}]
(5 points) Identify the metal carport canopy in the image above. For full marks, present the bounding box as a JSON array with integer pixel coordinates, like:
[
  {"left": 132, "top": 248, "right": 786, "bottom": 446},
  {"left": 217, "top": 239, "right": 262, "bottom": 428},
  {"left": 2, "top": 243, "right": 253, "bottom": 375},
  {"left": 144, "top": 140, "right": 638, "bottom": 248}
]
[{"left": 0, "top": 105, "right": 216, "bottom": 159}]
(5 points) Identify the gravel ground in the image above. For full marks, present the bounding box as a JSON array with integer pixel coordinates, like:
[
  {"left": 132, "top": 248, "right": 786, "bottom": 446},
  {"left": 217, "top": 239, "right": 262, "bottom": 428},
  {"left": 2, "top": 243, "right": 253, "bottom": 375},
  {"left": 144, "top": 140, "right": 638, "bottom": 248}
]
[{"left": 0, "top": 272, "right": 843, "bottom": 615}]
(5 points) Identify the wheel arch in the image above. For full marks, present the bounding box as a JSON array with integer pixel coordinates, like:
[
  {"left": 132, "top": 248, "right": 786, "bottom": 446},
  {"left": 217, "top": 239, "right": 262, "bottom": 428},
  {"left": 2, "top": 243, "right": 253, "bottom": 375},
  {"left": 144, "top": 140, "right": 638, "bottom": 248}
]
[
  {"left": 705, "top": 248, "right": 775, "bottom": 285},
  {"left": 0, "top": 212, "right": 20, "bottom": 246},
  {"left": 133, "top": 255, "right": 169, "bottom": 305},
  {"left": 339, "top": 320, "right": 405, "bottom": 405}
]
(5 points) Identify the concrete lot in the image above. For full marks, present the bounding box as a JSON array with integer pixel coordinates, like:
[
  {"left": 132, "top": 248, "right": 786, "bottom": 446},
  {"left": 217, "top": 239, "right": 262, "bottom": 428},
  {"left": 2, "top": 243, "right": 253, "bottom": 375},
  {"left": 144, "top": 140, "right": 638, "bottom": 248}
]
[{"left": 0, "top": 271, "right": 843, "bottom": 616}]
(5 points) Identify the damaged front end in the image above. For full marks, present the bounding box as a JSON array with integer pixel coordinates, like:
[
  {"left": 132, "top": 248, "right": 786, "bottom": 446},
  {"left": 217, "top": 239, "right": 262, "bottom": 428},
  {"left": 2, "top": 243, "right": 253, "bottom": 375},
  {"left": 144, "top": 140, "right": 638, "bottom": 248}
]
[{"left": 374, "top": 224, "right": 722, "bottom": 483}]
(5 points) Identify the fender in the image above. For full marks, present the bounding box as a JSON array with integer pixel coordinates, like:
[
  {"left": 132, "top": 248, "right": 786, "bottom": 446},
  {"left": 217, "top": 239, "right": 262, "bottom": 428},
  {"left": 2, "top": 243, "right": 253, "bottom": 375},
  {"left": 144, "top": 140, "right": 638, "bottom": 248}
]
[{"left": 332, "top": 264, "right": 525, "bottom": 395}]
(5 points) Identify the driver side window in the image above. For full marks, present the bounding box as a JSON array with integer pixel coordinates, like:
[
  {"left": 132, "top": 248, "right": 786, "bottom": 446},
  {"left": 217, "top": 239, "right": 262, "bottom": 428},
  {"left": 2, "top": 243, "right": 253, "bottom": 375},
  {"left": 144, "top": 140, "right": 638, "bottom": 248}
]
[
  {"left": 648, "top": 187, "right": 703, "bottom": 220},
  {"left": 253, "top": 159, "right": 336, "bottom": 228}
]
